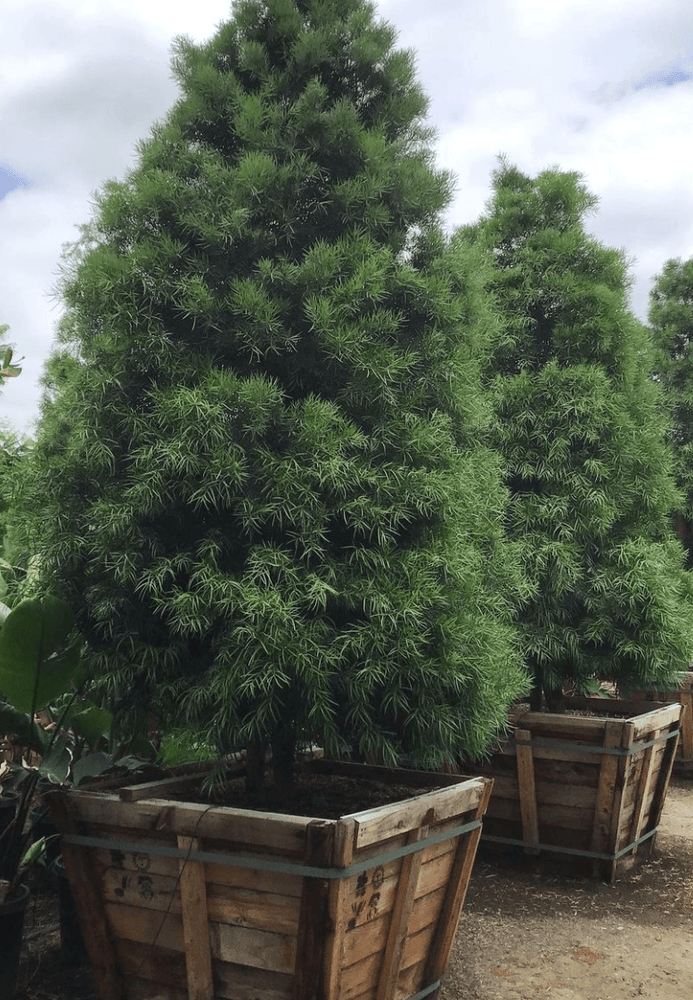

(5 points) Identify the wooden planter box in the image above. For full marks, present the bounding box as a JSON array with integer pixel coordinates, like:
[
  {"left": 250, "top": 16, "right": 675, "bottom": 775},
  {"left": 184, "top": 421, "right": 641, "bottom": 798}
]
[
  {"left": 49, "top": 759, "right": 492, "bottom": 1000},
  {"left": 460, "top": 698, "right": 682, "bottom": 882},
  {"left": 632, "top": 674, "right": 693, "bottom": 768}
]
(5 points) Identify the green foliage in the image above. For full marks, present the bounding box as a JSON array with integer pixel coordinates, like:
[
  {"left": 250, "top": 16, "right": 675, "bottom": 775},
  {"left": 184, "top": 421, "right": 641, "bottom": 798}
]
[
  {"left": 0, "top": 325, "right": 22, "bottom": 383},
  {"left": 457, "top": 159, "right": 693, "bottom": 703},
  {"left": 648, "top": 257, "right": 693, "bottom": 561},
  {"left": 0, "top": 597, "right": 82, "bottom": 713},
  {"left": 20, "top": 0, "right": 528, "bottom": 778}
]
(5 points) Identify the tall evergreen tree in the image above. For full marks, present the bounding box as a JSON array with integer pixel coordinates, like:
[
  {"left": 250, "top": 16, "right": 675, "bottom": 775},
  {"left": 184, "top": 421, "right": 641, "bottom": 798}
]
[
  {"left": 648, "top": 256, "right": 693, "bottom": 565},
  {"left": 457, "top": 159, "right": 693, "bottom": 709},
  {"left": 22, "top": 0, "right": 527, "bottom": 781}
]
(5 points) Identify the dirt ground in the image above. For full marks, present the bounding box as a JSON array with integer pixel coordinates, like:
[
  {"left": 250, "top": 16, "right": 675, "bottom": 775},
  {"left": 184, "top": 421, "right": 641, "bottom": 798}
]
[
  {"left": 13, "top": 775, "right": 693, "bottom": 1000},
  {"left": 444, "top": 773, "right": 693, "bottom": 1000}
]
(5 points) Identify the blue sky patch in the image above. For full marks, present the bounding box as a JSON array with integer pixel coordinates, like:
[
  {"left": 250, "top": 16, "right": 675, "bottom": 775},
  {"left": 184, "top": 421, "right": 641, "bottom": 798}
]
[
  {"left": 634, "top": 67, "right": 693, "bottom": 91},
  {"left": 0, "top": 165, "right": 30, "bottom": 201}
]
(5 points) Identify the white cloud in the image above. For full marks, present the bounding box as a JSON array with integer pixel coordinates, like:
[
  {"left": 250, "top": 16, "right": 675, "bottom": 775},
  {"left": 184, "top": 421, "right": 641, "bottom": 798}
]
[{"left": 2, "top": 0, "right": 693, "bottom": 434}]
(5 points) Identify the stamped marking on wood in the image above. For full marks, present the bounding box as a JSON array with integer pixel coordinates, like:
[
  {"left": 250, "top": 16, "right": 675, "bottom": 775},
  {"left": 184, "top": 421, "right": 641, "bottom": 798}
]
[{"left": 346, "top": 864, "right": 387, "bottom": 929}]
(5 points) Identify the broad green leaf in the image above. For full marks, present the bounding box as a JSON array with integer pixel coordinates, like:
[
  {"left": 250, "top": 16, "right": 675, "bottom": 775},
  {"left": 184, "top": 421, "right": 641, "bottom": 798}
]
[
  {"left": 0, "top": 597, "right": 81, "bottom": 713},
  {"left": 70, "top": 703, "right": 113, "bottom": 748},
  {"left": 39, "top": 741, "right": 73, "bottom": 783},
  {"left": 72, "top": 752, "right": 114, "bottom": 786}
]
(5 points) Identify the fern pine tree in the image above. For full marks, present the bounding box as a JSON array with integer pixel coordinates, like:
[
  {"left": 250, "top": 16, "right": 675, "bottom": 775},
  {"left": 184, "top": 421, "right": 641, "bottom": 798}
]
[
  {"left": 457, "top": 159, "right": 693, "bottom": 710},
  {"left": 21, "top": 0, "right": 527, "bottom": 786},
  {"left": 648, "top": 257, "right": 693, "bottom": 566}
]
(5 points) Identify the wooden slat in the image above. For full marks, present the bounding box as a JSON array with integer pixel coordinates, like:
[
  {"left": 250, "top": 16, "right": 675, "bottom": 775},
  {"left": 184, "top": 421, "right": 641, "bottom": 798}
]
[
  {"left": 63, "top": 791, "right": 312, "bottom": 855},
  {"left": 643, "top": 721, "right": 680, "bottom": 848},
  {"left": 178, "top": 835, "right": 214, "bottom": 1000},
  {"left": 515, "top": 729, "right": 539, "bottom": 855},
  {"left": 309, "top": 759, "right": 456, "bottom": 789},
  {"left": 423, "top": 778, "right": 493, "bottom": 987},
  {"left": 48, "top": 792, "right": 126, "bottom": 1000},
  {"left": 629, "top": 703, "right": 682, "bottom": 737},
  {"left": 291, "top": 821, "right": 334, "bottom": 1000},
  {"left": 375, "top": 812, "right": 430, "bottom": 1000},
  {"left": 351, "top": 778, "right": 485, "bottom": 849},
  {"left": 680, "top": 691, "right": 693, "bottom": 760},
  {"left": 117, "top": 942, "right": 295, "bottom": 1000},
  {"left": 626, "top": 730, "right": 656, "bottom": 854},
  {"left": 589, "top": 720, "right": 626, "bottom": 881},
  {"left": 93, "top": 847, "right": 304, "bottom": 898},
  {"left": 120, "top": 770, "right": 237, "bottom": 802}
]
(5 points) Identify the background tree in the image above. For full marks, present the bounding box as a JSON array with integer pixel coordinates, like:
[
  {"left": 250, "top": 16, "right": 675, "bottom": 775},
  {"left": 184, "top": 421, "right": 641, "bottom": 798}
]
[
  {"left": 648, "top": 257, "right": 693, "bottom": 567},
  {"left": 20, "top": 0, "right": 527, "bottom": 783},
  {"left": 457, "top": 159, "right": 693, "bottom": 709}
]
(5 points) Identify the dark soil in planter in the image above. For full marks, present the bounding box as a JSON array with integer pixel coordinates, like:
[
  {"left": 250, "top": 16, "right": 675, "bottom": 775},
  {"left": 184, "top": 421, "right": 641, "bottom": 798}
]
[{"left": 169, "top": 769, "right": 444, "bottom": 819}]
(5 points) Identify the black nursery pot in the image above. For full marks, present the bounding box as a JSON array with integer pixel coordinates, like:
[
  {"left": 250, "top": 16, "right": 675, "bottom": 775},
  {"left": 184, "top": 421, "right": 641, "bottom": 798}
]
[
  {"left": 0, "top": 789, "right": 18, "bottom": 833},
  {"left": 0, "top": 883, "right": 30, "bottom": 999}
]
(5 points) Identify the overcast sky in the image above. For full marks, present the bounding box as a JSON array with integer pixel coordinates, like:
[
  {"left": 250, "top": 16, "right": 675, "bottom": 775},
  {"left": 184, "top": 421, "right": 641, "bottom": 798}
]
[{"left": 2, "top": 0, "right": 693, "bottom": 437}]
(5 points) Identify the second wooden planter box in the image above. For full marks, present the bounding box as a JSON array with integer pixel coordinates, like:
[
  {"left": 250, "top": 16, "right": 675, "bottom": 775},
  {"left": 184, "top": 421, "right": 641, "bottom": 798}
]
[
  {"left": 50, "top": 759, "right": 492, "bottom": 1000},
  {"left": 632, "top": 673, "right": 693, "bottom": 769},
  {"left": 461, "top": 698, "right": 682, "bottom": 882}
]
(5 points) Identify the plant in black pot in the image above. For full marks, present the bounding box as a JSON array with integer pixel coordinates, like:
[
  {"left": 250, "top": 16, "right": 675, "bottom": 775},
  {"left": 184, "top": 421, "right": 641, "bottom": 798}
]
[
  {"left": 15, "top": 2, "right": 532, "bottom": 997},
  {"left": 0, "top": 596, "right": 83, "bottom": 997}
]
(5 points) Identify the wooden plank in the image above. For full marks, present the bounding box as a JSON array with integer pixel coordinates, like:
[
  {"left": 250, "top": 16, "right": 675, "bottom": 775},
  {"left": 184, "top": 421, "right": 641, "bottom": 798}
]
[
  {"left": 94, "top": 848, "right": 304, "bottom": 899},
  {"left": 114, "top": 939, "right": 187, "bottom": 992},
  {"left": 341, "top": 951, "right": 381, "bottom": 1000},
  {"left": 211, "top": 921, "right": 296, "bottom": 974},
  {"left": 106, "top": 900, "right": 297, "bottom": 975},
  {"left": 630, "top": 703, "right": 682, "bottom": 737},
  {"left": 589, "top": 720, "right": 625, "bottom": 881},
  {"left": 322, "top": 822, "right": 354, "bottom": 1000},
  {"left": 515, "top": 729, "right": 539, "bottom": 855},
  {"left": 310, "top": 759, "right": 457, "bottom": 789},
  {"left": 423, "top": 778, "right": 492, "bottom": 987},
  {"left": 643, "top": 720, "right": 680, "bottom": 847},
  {"left": 625, "top": 731, "right": 656, "bottom": 855},
  {"left": 178, "top": 835, "right": 214, "bottom": 1000},
  {"left": 105, "top": 901, "right": 184, "bottom": 953},
  {"left": 375, "top": 812, "right": 430, "bottom": 1000},
  {"left": 48, "top": 792, "right": 127, "bottom": 1000},
  {"left": 351, "top": 777, "right": 485, "bottom": 849},
  {"left": 63, "top": 791, "right": 313, "bottom": 855},
  {"left": 124, "top": 978, "right": 188, "bottom": 1000},
  {"left": 120, "top": 770, "right": 238, "bottom": 803},
  {"left": 680, "top": 691, "right": 693, "bottom": 760},
  {"left": 291, "top": 820, "right": 334, "bottom": 1000},
  {"left": 100, "top": 865, "right": 302, "bottom": 934}
]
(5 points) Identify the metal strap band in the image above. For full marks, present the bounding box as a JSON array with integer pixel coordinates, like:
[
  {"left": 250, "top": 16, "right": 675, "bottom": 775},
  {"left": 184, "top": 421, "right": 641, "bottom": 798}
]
[
  {"left": 63, "top": 817, "right": 482, "bottom": 881},
  {"left": 407, "top": 979, "right": 442, "bottom": 1000},
  {"left": 482, "top": 825, "right": 657, "bottom": 861},
  {"left": 512, "top": 727, "right": 679, "bottom": 757}
]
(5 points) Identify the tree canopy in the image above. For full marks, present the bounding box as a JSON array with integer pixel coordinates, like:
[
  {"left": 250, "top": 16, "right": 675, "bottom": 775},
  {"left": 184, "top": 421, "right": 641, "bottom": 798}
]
[
  {"left": 648, "top": 256, "right": 693, "bottom": 565},
  {"left": 457, "top": 160, "right": 693, "bottom": 706},
  {"left": 21, "top": 0, "right": 527, "bottom": 776}
]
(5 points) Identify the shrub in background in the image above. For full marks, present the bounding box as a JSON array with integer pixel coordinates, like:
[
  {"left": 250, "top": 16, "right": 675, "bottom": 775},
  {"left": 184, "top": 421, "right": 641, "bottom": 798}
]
[{"left": 458, "top": 159, "right": 693, "bottom": 709}]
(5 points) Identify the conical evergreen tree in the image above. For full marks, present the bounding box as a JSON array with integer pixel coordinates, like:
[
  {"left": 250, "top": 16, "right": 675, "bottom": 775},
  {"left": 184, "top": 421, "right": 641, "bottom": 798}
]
[
  {"left": 457, "top": 159, "right": 693, "bottom": 708},
  {"left": 648, "top": 256, "right": 693, "bottom": 566},
  {"left": 21, "top": 0, "right": 527, "bottom": 779}
]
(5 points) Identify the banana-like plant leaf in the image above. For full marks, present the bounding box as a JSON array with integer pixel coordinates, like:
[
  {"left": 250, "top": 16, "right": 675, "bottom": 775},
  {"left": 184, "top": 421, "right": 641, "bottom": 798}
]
[
  {"left": 39, "top": 740, "right": 73, "bottom": 784},
  {"left": 0, "top": 597, "right": 82, "bottom": 713},
  {"left": 70, "top": 704, "right": 113, "bottom": 748},
  {"left": 72, "top": 752, "right": 114, "bottom": 786}
]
